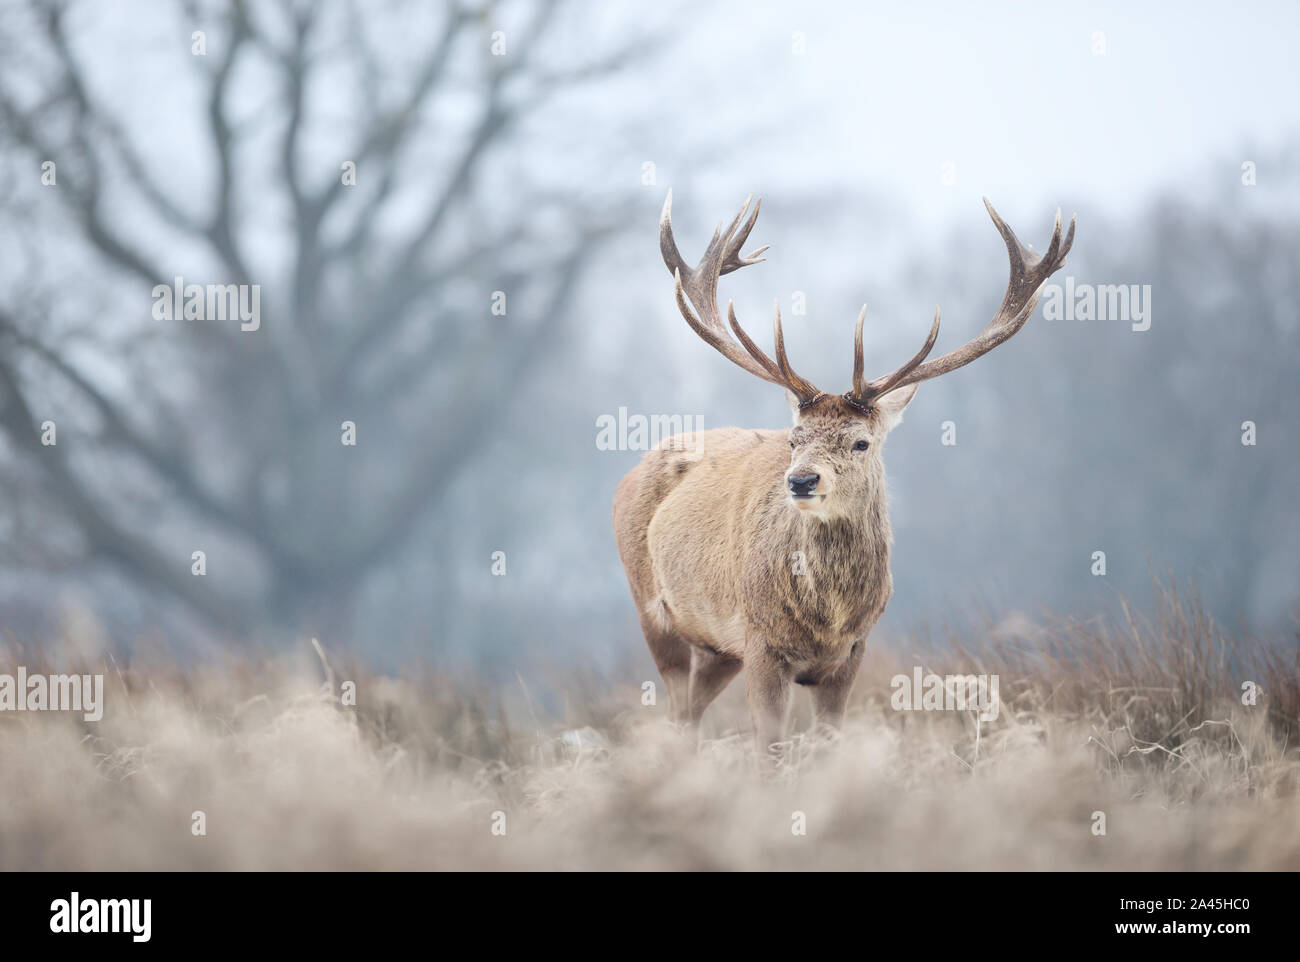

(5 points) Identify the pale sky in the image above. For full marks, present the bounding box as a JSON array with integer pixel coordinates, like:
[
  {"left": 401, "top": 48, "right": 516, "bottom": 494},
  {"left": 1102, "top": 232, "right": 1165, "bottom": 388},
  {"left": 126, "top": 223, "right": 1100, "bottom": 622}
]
[{"left": 673, "top": 0, "right": 1300, "bottom": 226}]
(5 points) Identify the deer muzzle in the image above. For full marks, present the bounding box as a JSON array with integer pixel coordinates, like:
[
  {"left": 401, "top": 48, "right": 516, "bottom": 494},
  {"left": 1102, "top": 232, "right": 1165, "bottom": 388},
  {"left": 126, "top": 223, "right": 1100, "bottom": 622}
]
[{"left": 787, "top": 473, "right": 820, "bottom": 498}]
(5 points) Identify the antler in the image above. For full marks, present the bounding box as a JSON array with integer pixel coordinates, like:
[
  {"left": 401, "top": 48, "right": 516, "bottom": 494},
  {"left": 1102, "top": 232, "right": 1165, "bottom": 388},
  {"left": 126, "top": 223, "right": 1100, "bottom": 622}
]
[
  {"left": 848, "top": 199, "right": 1076, "bottom": 406},
  {"left": 660, "top": 191, "right": 824, "bottom": 406}
]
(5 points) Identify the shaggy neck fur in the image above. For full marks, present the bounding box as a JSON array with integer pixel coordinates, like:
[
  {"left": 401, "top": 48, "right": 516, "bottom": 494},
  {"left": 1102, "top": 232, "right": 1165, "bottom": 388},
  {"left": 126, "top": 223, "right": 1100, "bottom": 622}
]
[{"left": 752, "top": 473, "right": 894, "bottom": 654}]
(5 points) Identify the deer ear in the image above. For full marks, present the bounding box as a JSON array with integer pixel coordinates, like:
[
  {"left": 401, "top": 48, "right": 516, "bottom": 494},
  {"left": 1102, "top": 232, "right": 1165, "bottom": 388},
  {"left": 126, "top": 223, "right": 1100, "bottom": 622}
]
[{"left": 875, "top": 384, "right": 918, "bottom": 431}]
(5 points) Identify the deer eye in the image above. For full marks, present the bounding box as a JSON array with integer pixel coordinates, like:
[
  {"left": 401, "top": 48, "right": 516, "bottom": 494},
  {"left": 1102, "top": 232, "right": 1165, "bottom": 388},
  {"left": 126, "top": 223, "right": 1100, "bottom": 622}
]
[
  {"left": 790, "top": 439, "right": 797, "bottom": 449},
  {"left": 852, "top": 439, "right": 870, "bottom": 452}
]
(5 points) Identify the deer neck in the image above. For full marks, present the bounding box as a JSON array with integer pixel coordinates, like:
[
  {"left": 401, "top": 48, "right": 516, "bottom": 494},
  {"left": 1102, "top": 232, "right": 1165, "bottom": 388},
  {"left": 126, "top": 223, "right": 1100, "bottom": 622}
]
[
  {"left": 801, "top": 480, "right": 892, "bottom": 614},
  {"left": 799, "top": 487, "right": 891, "bottom": 563}
]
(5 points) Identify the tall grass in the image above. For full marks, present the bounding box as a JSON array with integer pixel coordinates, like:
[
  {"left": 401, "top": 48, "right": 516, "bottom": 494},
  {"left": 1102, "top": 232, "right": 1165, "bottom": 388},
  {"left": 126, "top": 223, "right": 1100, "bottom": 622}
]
[{"left": 1, "top": 581, "right": 1296, "bottom": 870}]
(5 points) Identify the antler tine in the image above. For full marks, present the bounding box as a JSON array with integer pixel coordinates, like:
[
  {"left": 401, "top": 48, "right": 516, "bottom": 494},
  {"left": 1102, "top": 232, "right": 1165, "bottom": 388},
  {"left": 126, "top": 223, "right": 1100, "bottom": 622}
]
[
  {"left": 856, "top": 308, "right": 941, "bottom": 401},
  {"left": 984, "top": 198, "right": 1074, "bottom": 326},
  {"left": 671, "top": 268, "right": 732, "bottom": 360},
  {"left": 658, "top": 189, "right": 692, "bottom": 280},
  {"left": 720, "top": 196, "right": 769, "bottom": 275},
  {"left": 851, "top": 200, "right": 1076, "bottom": 402},
  {"left": 850, "top": 304, "right": 940, "bottom": 400},
  {"left": 728, "top": 301, "right": 782, "bottom": 380},
  {"left": 659, "top": 191, "right": 823, "bottom": 402},
  {"left": 773, "top": 301, "right": 822, "bottom": 403},
  {"left": 698, "top": 195, "right": 756, "bottom": 285},
  {"left": 851, "top": 305, "right": 867, "bottom": 397}
]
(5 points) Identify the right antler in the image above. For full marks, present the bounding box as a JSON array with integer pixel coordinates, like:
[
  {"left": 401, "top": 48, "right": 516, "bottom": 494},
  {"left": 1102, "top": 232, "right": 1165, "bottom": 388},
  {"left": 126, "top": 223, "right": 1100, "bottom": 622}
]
[
  {"left": 846, "top": 199, "right": 1076, "bottom": 406},
  {"left": 659, "top": 191, "right": 825, "bottom": 407}
]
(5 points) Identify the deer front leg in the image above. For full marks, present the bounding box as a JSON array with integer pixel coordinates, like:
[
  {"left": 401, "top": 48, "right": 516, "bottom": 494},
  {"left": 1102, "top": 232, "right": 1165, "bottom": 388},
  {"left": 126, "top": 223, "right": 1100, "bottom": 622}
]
[
  {"left": 810, "top": 640, "right": 865, "bottom": 731},
  {"left": 745, "top": 644, "right": 794, "bottom": 770},
  {"left": 688, "top": 646, "right": 743, "bottom": 724}
]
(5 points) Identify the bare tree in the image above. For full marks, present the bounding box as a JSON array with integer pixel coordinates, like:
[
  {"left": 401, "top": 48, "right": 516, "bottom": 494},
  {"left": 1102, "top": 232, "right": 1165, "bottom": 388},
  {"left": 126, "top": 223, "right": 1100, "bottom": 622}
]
[{"left": 0, "top": 0, "right": 660, "bottom": 640}]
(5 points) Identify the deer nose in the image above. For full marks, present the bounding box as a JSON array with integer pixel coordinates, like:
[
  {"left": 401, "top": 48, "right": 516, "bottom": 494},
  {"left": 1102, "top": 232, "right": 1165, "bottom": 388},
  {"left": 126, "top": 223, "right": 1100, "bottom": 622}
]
[{"left": 788, "top": 473, "right": 820, "bottom": 496}]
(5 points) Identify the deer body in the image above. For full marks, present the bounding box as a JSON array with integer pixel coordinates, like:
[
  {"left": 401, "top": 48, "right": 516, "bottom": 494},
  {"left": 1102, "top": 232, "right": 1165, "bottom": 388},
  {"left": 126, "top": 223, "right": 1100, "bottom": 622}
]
[
  {"left": 615, "top": 192, "right": 1074, "bottom": 764},
  {"left": 614, "top": 415, "right": 897, "bottom": 748}
]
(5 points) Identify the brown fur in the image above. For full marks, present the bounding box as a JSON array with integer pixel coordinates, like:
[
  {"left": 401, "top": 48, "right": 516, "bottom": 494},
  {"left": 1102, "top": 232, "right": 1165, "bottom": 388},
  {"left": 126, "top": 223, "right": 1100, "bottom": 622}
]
[
  {"left": 626, "top": 192, "right": 1073, "bottom": 767},
  {"left": 613, "top": 391, "right": 914, "bottom": 762}
]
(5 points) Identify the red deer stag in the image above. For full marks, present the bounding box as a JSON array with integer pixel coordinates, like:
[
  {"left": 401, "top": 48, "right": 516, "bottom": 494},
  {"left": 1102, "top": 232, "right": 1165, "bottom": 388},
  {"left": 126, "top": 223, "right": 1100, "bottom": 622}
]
[{"left": 613, "top": 192, "right": 1074, "bottom": 765}]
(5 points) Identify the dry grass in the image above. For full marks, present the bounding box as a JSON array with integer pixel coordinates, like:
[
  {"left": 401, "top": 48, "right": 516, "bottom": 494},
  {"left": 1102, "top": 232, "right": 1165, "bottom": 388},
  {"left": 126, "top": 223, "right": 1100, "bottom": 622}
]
[{"left": 1, "top": 582, "right": 1297, "bottom": 871}]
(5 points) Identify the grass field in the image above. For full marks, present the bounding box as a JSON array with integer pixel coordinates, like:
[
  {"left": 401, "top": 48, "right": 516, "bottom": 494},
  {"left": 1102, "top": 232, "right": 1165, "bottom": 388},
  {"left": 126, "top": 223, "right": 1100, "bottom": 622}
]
[{"left": 2, "top": 583, "right": 1297, "bottom": 871}]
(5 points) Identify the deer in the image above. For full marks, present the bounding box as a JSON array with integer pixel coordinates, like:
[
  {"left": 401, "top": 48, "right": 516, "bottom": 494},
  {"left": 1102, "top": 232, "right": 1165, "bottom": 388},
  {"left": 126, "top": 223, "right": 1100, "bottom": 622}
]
[{"left": 612, "top": 191, "right": 1075, "bottom": 767}]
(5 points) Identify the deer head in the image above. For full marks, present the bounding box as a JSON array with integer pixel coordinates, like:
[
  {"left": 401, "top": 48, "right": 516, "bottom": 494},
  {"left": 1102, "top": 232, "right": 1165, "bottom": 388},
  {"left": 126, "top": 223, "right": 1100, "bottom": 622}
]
[{"left": 659, "top": 191, "right": 1076, "bottom": 518}]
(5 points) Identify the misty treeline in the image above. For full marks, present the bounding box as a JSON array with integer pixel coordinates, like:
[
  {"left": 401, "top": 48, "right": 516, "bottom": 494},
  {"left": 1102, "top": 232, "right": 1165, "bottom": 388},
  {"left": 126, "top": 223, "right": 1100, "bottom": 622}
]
[{"left": 0, "top": 0, "right": 1294, "bottom": 667}]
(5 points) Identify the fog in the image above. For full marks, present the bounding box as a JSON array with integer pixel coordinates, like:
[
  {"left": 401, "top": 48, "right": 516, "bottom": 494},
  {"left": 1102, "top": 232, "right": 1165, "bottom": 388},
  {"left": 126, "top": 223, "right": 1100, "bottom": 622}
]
[{"left": 0, "top": 0, "right": 1295, "bottom": 670}]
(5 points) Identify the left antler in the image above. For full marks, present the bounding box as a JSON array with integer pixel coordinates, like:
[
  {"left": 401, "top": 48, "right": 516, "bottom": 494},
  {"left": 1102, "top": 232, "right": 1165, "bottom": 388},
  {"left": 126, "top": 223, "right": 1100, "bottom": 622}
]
[{"left": 660, "top": 191, "right": 826, "bottom": 407}]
